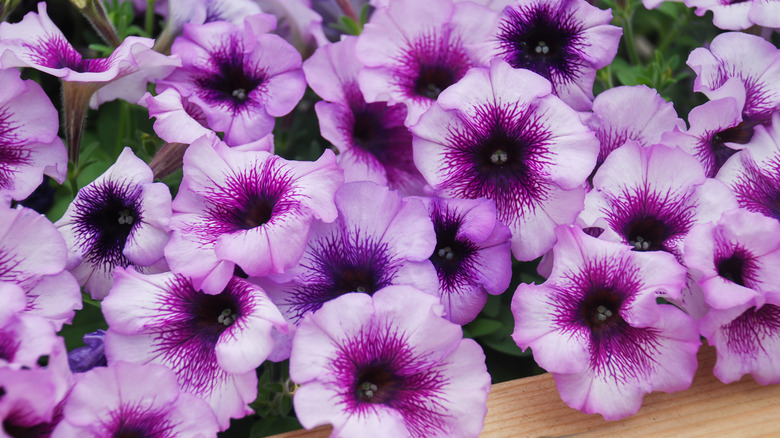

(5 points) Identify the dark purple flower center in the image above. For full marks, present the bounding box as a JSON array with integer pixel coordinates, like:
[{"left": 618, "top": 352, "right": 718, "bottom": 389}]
[
  {"left": 195, "top": 38, "right": 266, "bottom": 110},
  {"left": 72, "top": 180, "right": 143, "bottom": 269},
  {"left": 497, "top": 4, "right": 583, "bottom": 84},
  {"left": 731, "top": 153, "right": 780, "bottom": 220},
  {"left": 624, "top": 216, "right": 669, "bottom": 252},
  {"left": 285, "top": 231, "right": 399, "bottom": 322},
  {"left": 25, "top": 36, "right": 111, "bottom": 73},
  {"left": 109, "top": 407, "right": 174, "bottom": 438},
  {"left": 578, "top": 288, "right": 623, "bottom": 334},
  {"left": 0, "top": 108, "right": 34, "bottom": 190},
  {"left": 355, "top": 365, "right": 402, "bottom": 404},
  {"left": 715, "top": 246, "right": 756, "bottom": 288},
  {"left": 398, "top": 30, "right": 471, "bottom": 101},
  {"left": 442, "top": 102, "right": 552, "bottom": 224},
  {"left": 700, "top": 121, "right": 754, "bottom": 177},
  {"left": 429, "top": 204, "right": 478, "bottom": 293}
]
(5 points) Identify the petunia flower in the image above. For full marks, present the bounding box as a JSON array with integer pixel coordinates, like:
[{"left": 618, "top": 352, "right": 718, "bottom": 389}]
[
  {"left": 158, "top": 14, "right": 306, "bottom": 146},
  {"left": 491, "top": 0, "right": 622, "bottom": 111},
  {"left": 0, "top": 205, "right": 81, "bottom": 329},
  {"left": 581, "top": 142, "right": 737, "bottom": 261},
  {"left": 262, "top": 181, "right": 437, "bottom": 326},
  {"left": 684, "top": 0, "right": 780, "bottom": 30},
  {"left": 290, "top": 286, "right": 491, "bottom": 438},
  {"left": 103, "top": 268, "right": 287, "bottom": 429},
  {"left": 662, "top": 97, "right": 752, "bottom": 178},
  {"left": 52, "top": 361, "right": 220, "bottom": 437},
  {"left": 716, "top": 113, "right": 780, "bottom": 221},
  {"left": 304, "top": 36, "right": 426, "bottom": 196},
  {"left": 0, "top": 366, "right": 64, "bottom": 437},
  {"left": 685, "top": 208, "right": 780, "bottom": 384},
  {"left": 0, "top": 2, "right": 179, "bottom": 163},
  {"left": 55, "top": 148, "right": 172, "bottom": 300},
  {"left": 412, "top": 59, "right": 599, "bottom": 261},
  {"left": 687, "top": 32, "right": 780, "bottom": 127},
  {"left": 356, "top": 0, "right": 500, "bottom": 125},
  {"left": 256, "top": 0, "right": 329, "bottom": 58},
  {"left": 0, "top": 68, "right": 66, "bottom": 202},
  {"left": 165, "top": 134, "right": 343, "bottom": 294},
  {"left": 511, "top": 225, "right": 700, "bottom": 420},
  {"left": 418, "top": 196, "right": 512, "bottom": 325}
]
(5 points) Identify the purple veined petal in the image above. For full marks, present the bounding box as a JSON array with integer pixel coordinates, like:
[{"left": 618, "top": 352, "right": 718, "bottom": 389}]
[
  {"left": 103, "top": 268, "right": 286, "bottom": 429},
  {"left": 493, "top": 0, "right": 622, "bottom": 111},
  {"left": 290, "top": 286, "right": 491, "bottom": 438},
  {"left": 0, "top": 68, "right": 67, "bottom": 201},
  {"left": 53, "top": 361, "right": 220, "bottom": 437},
  {"left": 512, "top": 225, "right": 697, "bottom": 420},
  {"left": 412, "top": 60, "right": 598, "bottom": 261},
  {"left": 684, "top": 0, "right": 778, "bottom": 30},
  {"left": 0, "top": 366, "right": 64, "bottom": 436},
  {"left": 687, "top": 32, "right": 780, "bottom": 125},
  {"left": 55, "top": 148, "right": 171, "bottom": 299},
  {"left": 140, "top": 89, "right": 212, "bottom": 145}
]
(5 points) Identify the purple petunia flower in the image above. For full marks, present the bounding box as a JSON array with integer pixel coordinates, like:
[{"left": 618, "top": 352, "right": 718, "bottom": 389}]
[
  {"left": 0, "top": 366, "right": 65, "bottom": 437},
  {"left": 585, "top": 85, "right": 684, "bottom": 177},
  {"left": 356, "top": 0, "right": 499, "bottom": 125},
  {"left": 158, "top": 14, "right": 306, "bottom": 145},
  {"left": 491, "top": 0, "right": 622, "bottom": 111},
  {"left": 103, "top": 268, "right": 287, "bottom": 429},
  {"left": 412, "top": 60, "right": 599, "bottom": 261},
  {"left": 304, "top": 36, "right": 426, "bottom": 196},
  {"left": 263, "top": 181, "right": 437, "bottom": 327},
  {"left": 55, "top": 148, "right": 171, "bottom": 300},
  {"left": 581, "top": 142, "right": 737, "bottom": 260},
  {"left": 685, "top": 209, "right": 780, "bottom": 384},
  {"left": 662, "top": 97, "right": 752, "bottom": 178},
  {"left": 256, "top": 0, "right": 329, "bottom": 57},
  {"left": 716, "top": 113, "right": 780, "bottom": 221},
  {"left": 684, "top": 0, "right": 780, "bottom": 30},
  {"left": 0, "top": 68, "right": 66, "bottom": 202},
  {"left": 52, "top": 361, "right": 219, "bottom": 437},
  {"left": 165, "top": 134, "right": 343, "bottom": 294},
  {"left": 687, "top": 32, "right": 780, "bottom": 127},
  {"left": 512, "top": 225, "right": 699, "bottom": 420},
  {"left": 0, "top": 205, "right": 81, "bottom": 329},
  {"left": 290, "top": 286, "right": 491, "bottom": 437},
  {"left": 417, "top": 196, "right": 512, "bottom": 325}
]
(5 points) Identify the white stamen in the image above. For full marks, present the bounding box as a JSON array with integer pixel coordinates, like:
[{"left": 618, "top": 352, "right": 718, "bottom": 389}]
[
  {"left": 437, "top": 247, "right": 455, "bottom": 261},
  {"left": 217, "top": 308, "right": 236, "bottom": 326},
  {"left": 118, "top": 209, "right": 134, "bottom": 225},
  {"left": 535, "top": 41, "right": 550, "bottom": 55},
  {"left": 232, "top": 88, "right": 247, "bottom": 100},
  {"left": 359, "top": 381, "right": 379, "bottom": 400},
  {"left": 630, "top": 236, "right": 651, "bottom": 251},
  {"left": 596, "top": 305, "right": 613, "bottom": 321},
  {"left": 490, "top": 149, "right": 508, "bottom": 164},
  {"left": 356, "top": 286, "right": 367, "bottom": 293}
]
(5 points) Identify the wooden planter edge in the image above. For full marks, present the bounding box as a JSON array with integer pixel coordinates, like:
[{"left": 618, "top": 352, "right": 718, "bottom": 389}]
[{"left": 271, "top": 344, "right": 780, "bottom": 437}]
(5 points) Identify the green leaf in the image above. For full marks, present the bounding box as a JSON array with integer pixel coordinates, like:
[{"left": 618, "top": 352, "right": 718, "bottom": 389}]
[{"left": 464, "top": 318, "right": 503, "bottom": 338}]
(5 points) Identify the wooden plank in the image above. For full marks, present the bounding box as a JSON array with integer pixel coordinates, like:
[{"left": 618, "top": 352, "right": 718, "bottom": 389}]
[{"left": 271, "top": 344, "right": 780, "bottom": 437}]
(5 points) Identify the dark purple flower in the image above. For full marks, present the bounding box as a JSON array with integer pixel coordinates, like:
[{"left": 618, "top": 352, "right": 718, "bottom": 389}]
[
  {"left": 304, "top": 36, "right": 426, "bottom": 195},
  {"left": 356, "top": 0, "right": 499, "bottom": 125},
  {"left": 493, "top": 0, "right": 622, "bottom": 110},
  {"left": 52, "top": 362, "right": 219, "bottom": 437},
  {"left": 55, "top": 148, "right": 171, "bottom": 299},
  {"left": 67, "top": 330, "right": 106, "bottom": 373},
  {"left": 512, "top": 225, "right": 699, "bottom": 420},
  {"left": 290, "top": 286, "right": 491, "bottom": 437},
  {"left": 103, "top": 268, "right": 287, "bottom": 429},
  {"left": 159, "top": 14, "right": 306, "bottom": 145},
  {"left": 412, "top": 60, "right": 599, "bottom": 260}
]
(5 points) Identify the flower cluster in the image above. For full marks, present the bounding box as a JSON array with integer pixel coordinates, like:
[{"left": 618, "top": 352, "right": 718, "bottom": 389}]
[{"left": 0, "top": 0, "right": 779, "bottom": 436}]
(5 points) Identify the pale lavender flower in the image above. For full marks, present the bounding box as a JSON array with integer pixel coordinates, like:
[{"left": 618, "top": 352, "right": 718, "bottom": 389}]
[
  {"left": 304, "top": 36, "right": 426, "bottom": 196},
  {"left": 412, "top": 60, "right": 599, "bottom": 261},
  {"left": 55, "top": 148, "right": 171, "bottom": 300},
  {"left": 356, "top": 0, "right": 500, "bottom": 125},
  {"left": 158, "top": 14, "right": 306, "bottom": 146},
  {"left": 103, "top": 268, "right": 287, "bottom": 429},
  {"left": 687, "top": 32, "right": 780, "bottom": 126},
  {"left": 165, "top": 135, "right": 343, "bottom": 294},
  {"left": 52, "top": 362, "right": 219, "bottom": 437},
  {"left": 684, "top": 0, "right": 780, "bottom": 30},
  {"left": 418, "top": 196, "right": 512, "bottom": 325},
  {"left": 581, "top": 142, "right": 738, "bottom": 261},
  {"left": 662, "top": 97, "right": 752, "bottom": 178},
  {"left": 512, "top": 225, "right": 699, "bottom": 420},
  {"left": 685, "top": 209, "right": 780, "bottom": 384},
  {"left": 492, "top": 0, "right": 622, "bottom": 111},
  {"left": 716, "top": 113, "right": 780, "bottom": 221},
  {"left": 0, "top": 367, "right": 64, "bottom": 437},
  {"left": 290, "top": 286, "right": 491, "bottom": 437},
  {"left": 255, "top": 0, "right": 329, "bottom": 57},
  {"left": 0, "top": 68, "right": 66, "bottom": 202}
]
